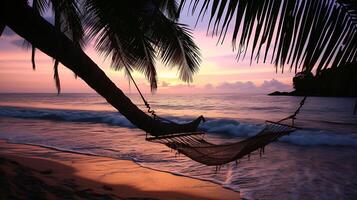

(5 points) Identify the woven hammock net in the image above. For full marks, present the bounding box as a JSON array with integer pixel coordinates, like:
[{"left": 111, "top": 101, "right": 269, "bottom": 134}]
[{"left": 147, "top": 121, "right": 297, "bottom": 166}]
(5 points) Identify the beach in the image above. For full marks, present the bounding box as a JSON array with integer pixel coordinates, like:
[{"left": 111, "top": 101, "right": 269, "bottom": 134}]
[{"left": 0, "top": 140, "right": 240, "bottom": 200}]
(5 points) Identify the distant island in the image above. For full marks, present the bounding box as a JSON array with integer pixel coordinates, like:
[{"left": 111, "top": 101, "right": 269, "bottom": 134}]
[{"left": 269, "top": 62, "right": 357, "bottom": 97}]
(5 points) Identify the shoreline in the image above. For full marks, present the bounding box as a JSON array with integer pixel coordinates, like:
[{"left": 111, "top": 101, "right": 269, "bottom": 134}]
[
  {"left": 0, "top": 139, "right": 240, "bottom": 193},
  {"left": 0, "top": 139, "right": 240, "bottom": 200}
]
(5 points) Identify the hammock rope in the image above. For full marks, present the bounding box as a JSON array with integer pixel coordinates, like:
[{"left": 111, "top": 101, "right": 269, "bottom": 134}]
[
  {"left": 127, "top": 70, "right": 180, "bottom": 124},
  {"left": 126, "top": 70, "right": 157, "bottom": 120},
  {"left": 278, "top": 96, "right": 307, "bottom": 125}
]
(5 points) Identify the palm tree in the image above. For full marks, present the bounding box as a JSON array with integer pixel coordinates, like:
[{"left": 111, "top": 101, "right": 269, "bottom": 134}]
[
  {"left": 1, "top": 0, "right": 356, "bottom": 134},
  {"left": 0, "top": 0, "right": 203, "bottom": 135}
]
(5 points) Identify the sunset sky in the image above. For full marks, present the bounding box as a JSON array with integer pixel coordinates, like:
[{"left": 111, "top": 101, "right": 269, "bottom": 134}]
[{"left": 0, "top": 9, "right": 296, "bottom": 94}]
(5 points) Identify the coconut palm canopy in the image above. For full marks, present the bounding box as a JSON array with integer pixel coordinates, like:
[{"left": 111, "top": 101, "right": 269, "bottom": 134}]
[{"left": 1, "top": 0, "right": 356, "bottom": 94}]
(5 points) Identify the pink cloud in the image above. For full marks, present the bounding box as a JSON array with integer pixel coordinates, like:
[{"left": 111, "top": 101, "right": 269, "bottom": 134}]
[{"left": 153, "top": 79, "right": 292, "bottom": 94}]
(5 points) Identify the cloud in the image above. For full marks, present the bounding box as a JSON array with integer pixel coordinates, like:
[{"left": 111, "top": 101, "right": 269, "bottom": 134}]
[
  {"left": 260, "top": 79, "right": 291, "bottom": 91},
  {"left": 216, "top": 81, "right": 257, "bottom": 91},
  {"left": 214, "top": 79, "right": 291, "bottom": 93},
  {"left": 155, "top": 79, "right": 291, "bottom": 94},
  {"left": 156, "top": 83, "right": 197, "bottom": 94}
]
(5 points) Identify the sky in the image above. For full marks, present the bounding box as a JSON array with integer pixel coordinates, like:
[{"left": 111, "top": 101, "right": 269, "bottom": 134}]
[{"left": 0, "top": 5, "right": 296, "bottom": 94}]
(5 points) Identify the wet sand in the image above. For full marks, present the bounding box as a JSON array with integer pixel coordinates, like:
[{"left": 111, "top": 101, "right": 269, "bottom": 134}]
[{"left": 0, "top": 140, "right": 240, "bottom": 200}]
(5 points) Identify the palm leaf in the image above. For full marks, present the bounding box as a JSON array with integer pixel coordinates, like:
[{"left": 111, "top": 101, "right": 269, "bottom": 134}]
[
  {"left": 51, "top": 0, "right": 85, "bottom": 47},
  {"left": 30, "top": 0, "right": 49, "bottom": 70},
  {"left": 32, "top": 0, "right": 49, "bottom": 15},
  {"left": 30, "top": 0, "right": 51, "bottom": 70},
  {"left": 181, "top": 0, "right": 357, "bottom": 73},
  {"left": 31, "top": 46, "right": 36, "bottom": 70},
  {"left": 151, "top": 18, "right": 201, "bottom": 83},
  {"left": 53, "top": 59, "right": 61, "bottom": 94},
  {"left": 154, "top": 0, "right": 180, "bottom": 20},
  {"left": 48, "top": 0, "right": 85, "bottom": 93}
]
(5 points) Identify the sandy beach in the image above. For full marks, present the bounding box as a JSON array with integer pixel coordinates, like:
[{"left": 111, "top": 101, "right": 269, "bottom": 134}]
[{"left": 0, "top": 140, "right": 240, "bottom": 200}]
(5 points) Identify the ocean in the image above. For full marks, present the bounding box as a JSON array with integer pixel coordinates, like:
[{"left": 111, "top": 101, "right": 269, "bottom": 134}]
[{"left": 0, "top": 93, "right": 356, "bottom": 200}]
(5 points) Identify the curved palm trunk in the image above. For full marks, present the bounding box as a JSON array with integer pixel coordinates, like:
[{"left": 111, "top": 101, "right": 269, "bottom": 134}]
[{"left": 0, "top": 0, "right": 203, "bottom": 136}]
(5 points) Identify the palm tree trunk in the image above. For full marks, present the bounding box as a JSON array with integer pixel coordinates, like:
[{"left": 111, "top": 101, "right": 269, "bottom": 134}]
[{"left": 0, "top": 0, "right": 203, "bottom": 136}]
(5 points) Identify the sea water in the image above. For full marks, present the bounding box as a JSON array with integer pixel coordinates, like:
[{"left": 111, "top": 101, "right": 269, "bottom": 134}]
[{"left": 0, "top": 93, "right": 356, "bottom": 200}]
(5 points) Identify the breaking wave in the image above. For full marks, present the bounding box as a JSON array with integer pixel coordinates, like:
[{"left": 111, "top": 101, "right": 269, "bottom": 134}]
[{"left": 1, "top": 106, "right": 357, "bottom": 148}]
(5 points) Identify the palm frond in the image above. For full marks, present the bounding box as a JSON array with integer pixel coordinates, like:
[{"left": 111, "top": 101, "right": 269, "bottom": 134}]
[
  {"left": 84, "top": 1, "right": 154, "bottom": 88},
  {"left": 181, "top": 0, "right": 357, "bottom": 73},
  {"left": 154, "top": 0, "right": 180, "bottom": 20},
  {"left": 31, "top": 46, "right": 36, "bottom": 70},
  {"left": 52, "top": 7, "right": 61, "bottom": 93},
  {"left": 150, "top": 15, "right": 201, "bottom": 82},
  {"left": 136, "top": 36, "right": 158, "bottom": 91},
  {"left": 30, "top": 0, "right": 49, "bottom": 70},
  {"left": 83, "top": 0, "right": 200, "bottom": 90},
  {"left": 337, "top": 0, "right": 357, "bottom": 17},
  {"left": 51, "top": 0, "right": 85, "bottom": 47},
  {"left": 164, "top": 25, "right": 200, "bottom": 83},
  {"left": 47, "top": 0, "right": 85, "bottom": 93},
  {"left": 32, "top": 0, "right": 49, "bottom": 15},
  {"left": 53, "top": 59, "right": 61, "bottom": 94}
]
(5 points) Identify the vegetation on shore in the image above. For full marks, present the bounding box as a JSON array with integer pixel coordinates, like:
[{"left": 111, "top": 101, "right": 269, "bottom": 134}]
[{"left": 269, "top": 62, "right": 357, "bottom": 97}]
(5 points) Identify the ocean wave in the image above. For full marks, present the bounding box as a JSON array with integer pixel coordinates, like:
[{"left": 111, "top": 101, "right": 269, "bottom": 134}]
[
  {"left": 1, "top": 106, "right": 357, "bottom": 148},
  {"left": 0, "top": 106, "right": 135, "bottom": 128},
  {"left": 200, "top": 119, "right": 264, "bottom": 137},
  {"left": 280, "top": 130, "right": 357, "bottom": 147},
  {"left": 201, "top": 119, "right": 357, "bottom": 147}
]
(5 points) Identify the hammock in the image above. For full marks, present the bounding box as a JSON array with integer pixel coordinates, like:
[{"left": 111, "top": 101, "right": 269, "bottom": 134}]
[
  {"left": 147, "top": 120, "right": 298, "bottom": 166},
  {"left": 127, "top": 71, "right": 305, "bottom": 166},
  {"left": 145, "top": 97, "right": 306, "bottom": 166}
]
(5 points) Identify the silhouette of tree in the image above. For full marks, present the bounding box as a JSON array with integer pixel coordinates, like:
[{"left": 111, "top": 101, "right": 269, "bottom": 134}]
[
  {"left": 291, "top": 62, "right": 357, "bottom": 96},
  {"left": 293, "top": 72, "right": 315, "bottom": 93}
]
